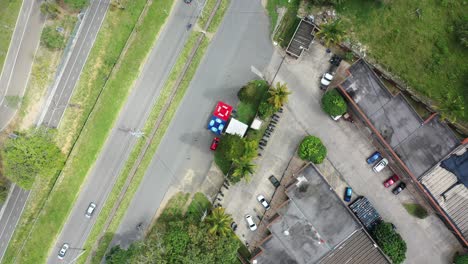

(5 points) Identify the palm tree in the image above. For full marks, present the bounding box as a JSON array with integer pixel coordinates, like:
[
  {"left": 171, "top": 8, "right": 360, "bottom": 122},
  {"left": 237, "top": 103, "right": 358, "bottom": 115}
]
[
  {"left": 316, "top": 19, "right": 346, "bottom": 47},
  {"left": 243, "top": 140, "right": 258, "bottom": 160},
  {"left": 232, "top": 157, "right": 256, "bottom": 181},
  {"left": 268, "top": 82, "right": 291, "bottom": 109},
  {"left": 205, "top": 207, "right": 233, "bottom": 237}
]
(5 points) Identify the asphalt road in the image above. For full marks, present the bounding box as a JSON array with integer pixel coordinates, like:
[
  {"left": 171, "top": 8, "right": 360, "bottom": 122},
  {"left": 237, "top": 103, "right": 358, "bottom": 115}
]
[
  {"left": 0, "top": 0, "right": 44, "bottom": 130},
  {"left": 47, "top": 2, "right": 201, "bottom": 263},
  {"left": 112, "top": 0, "right": 273, "bottom": 248},
  {"left": 0, "top": 0, "right": 45, "bottom": 261},
  {"left": 37, "top": 0, "right": 110, "bottom": 128}
]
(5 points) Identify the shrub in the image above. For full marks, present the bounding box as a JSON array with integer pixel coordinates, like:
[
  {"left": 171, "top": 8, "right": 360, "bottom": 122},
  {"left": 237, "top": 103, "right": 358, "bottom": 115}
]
[
  {"left": 321, "top": 89, "right": 347, "bottom": 116},
  {"left": 41, "top": 26, "right": 65, "bottom": 50},
  {"left": 454, "top": 253, "right": 468, "bottom": 264},
  {"left": 214, "top": 134, "right": 245, "bottom": 174},
  {"left": 40, "top": 2, "right": 60, "bottom": 19},
  {"left": 455, "top": 17, "right": 468, "bottom": 48},
  {"left": 372, "top": 222, "right": 407, "bottom": 264},
  {"left": 298, "top": 136, "right": 327, "bottom": 164},
  {"left": 237, "top": 80, "right": 269, "bottom": 104},
  {"left": 258, "top": 101, "right": 276, "bottom": 119},
  {"left": 403, "top": 203, "right": 428, "bottom": 219}
]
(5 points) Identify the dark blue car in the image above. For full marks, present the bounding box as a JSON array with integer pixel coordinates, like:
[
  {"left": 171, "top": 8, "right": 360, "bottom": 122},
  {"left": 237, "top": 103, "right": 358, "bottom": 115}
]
[
  {"left": 366, "top": 151, "right": 382, "bottom": 164},
  {"left": 344, "top": 187, "right": 353, "bottom": 202}
]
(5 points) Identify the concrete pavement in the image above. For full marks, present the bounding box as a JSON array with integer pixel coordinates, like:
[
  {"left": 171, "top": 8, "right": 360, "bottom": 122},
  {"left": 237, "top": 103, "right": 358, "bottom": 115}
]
[
  {"left": 47, "top": 1, "right": 201, "bottom": 263},
  {"left": 112, "top": 0, "right": 274, "bottom": 249},
  {"left": 37, "top": 0, "right": 110, "bottom": 128}
]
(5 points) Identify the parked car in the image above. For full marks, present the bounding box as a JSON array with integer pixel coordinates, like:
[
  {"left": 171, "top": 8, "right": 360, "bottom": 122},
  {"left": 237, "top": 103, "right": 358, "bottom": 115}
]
[
  {"left": 257, "top": 195, "right": 271, "bottom": 210},
  {"left": 230, "top": 221, "right": 238, "bottom": 231},
  {"left": 373, "top": 158, "right": 388, "bottom": 172},
  {"left": 392, "top": 182, "right": 406, "bottom": 195},
  {"left": 344, "top": 187, "right": 353, "bottom": 202},
  {"left": 268, "top": 175, "right": 280, "bottom": 188},
  {"left": 329, "top": 55, "right": 342, "bottom": 67},
  {"left": 245, "top": 215, "right": 257, "bottom": 231},
  {"left": 366, "top": 151, "right": 382, "bottom": 164},
  {"left": 210, "top": 137, "right": 220, "bottom": 150},
  {"left": 320, "top": 72, "right": 334, "bottom": 87},
  {"left": 85, "top": 202, "right": 97, "bottom": 218},
  {"left": 58, "top": 243, "right": 69, "bottom": 260},
  {"left": 183, "top": 0, "right": 192, "bottom": 4},
  {"left": 384, "top": 174, "right": 400, "bottom": 188}
]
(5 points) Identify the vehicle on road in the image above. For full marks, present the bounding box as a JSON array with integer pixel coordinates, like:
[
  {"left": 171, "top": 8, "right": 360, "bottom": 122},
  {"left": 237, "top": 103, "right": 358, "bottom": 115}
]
[
  {"left": 210, "top": 137, "right": 220, "bottom": 150},
  {"left": 373, "top": 158, "right": 388, "bottom": 172},
  {"left": 183, "top": 0, "right": 192, "bottom": 3},
  {"left": 58, "top": 243, "right": 69, "bottom": 260},
  {"left": 366, "top": 151, "right": 382, "bottom": 164},
  {"left": 392, "top": 182, "right": 406, "bottom": 195},
  {"left": 384, "top": 174, "right": 400, "bottom": 188},
  {"left": 344, "top": 187, "right": 353, "bottom": 202},
  {"left": 268, "top": 175, "right": 280, "bottom": 188},
  {"left": 245, "top": 215, "right": 257, "bottom": 231},
  {"left": 257, "top": 195, "right": 270, "bottom": 210},
  {"left": 85, "top": 202, "right": 97, "bottom": 218},
  {"left": 320, "top": 72, "right": 334, "bottom": 88}
]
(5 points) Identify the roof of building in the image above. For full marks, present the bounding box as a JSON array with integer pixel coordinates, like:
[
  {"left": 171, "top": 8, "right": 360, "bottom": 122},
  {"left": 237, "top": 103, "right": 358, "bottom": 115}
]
[
  {"left": 420, "top": 146, "right": 468, "bottom": 240},
  {"left": 441, "top": 149, "right": 468, "bottom": 187},
  {"left": 286, "top": 19, "right": 317, "bottom": 58},
  {"left": 225, "top": 118, "right": 248, "bottom": 137},
  {"left": 342, "top": 59, "right": 459, "bottom": 177},
  {"left": 252, "top": 165, "right": 389, "bottom": 264},
  {"left": 318, "top": 229, "right": 389, "bottom": 264}
]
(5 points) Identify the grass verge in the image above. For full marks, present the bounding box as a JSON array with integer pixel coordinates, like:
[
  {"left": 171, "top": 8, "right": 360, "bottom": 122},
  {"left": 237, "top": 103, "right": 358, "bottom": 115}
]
[
  {"left": 272, "top": 0, "right": 300, "bottom": 48},
  {"left": 186, "top": 192, "right": 212, "bottom": 221},
  {"left": 81, "top": 1, "right": 230, "bottom": 258},
  {"left": 403, "top": 203, "right": 428, "bottom": 219},
  {"left": 337, "top": 0, "right": 468, "bottom": 121},
  {"left": 2, "top": 0, "right": 173, "bottom": 263},
  {"left": 0, "top": 0, "right": 22, "bottom": 72}
]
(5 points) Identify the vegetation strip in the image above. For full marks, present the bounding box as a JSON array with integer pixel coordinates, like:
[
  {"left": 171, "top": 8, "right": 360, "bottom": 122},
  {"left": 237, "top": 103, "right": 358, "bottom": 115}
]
[
  {"left": 2, "top": 0, "right": 174, "bottom": 262},
  {"left": 84, "top": 1, "right": 228, "bottom": 262},
  {"left": 0, "top": 0, "right": 23, "bottom": 72}
]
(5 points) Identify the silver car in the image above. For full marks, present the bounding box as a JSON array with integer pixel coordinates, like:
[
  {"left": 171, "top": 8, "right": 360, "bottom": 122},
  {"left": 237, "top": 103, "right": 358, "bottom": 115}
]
[
  {"left": 58, "top": 243, "right": 69, "bottom": 259},
  {"left": 373, "top": 158, "right": 388, "bottom": 172},
  {"left": 85, "top": 202, "right": 97, "bottom": 218}
]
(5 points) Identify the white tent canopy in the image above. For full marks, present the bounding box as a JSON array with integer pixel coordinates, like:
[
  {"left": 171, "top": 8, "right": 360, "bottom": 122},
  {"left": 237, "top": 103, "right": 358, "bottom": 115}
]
[{"left": 225, "top": 118, "right": 248, "bottom": 137}]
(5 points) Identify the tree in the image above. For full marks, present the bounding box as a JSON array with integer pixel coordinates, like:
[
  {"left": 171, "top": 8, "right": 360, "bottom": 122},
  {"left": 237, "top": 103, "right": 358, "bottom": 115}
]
[
  {"left": 40, "top": 2, "right": 60, "bottom": 19},
  {"left": 237, "top": 80, "right": 269, "bottom": 104},
  {"left": 41, "top": 26, "right": 65, "bottom": 50},
  {"left": 316, "top": 19, "right": 346, "bottom": 47},
  {"left": 231, "top": 157, "right": 256, "bottom": 182},
  {"left": 372, "top": 222, "right": 407, "bottom": 264},
  {"left": 1, "top": 129, "right": 64, "bottom": 189},
  {"left": 106, "top": 244, "right": 139, "bottom": 264},
  {"left": 455, "top": 17, "right": 468, "bottom": 48},
  {"left": 258, "top": 101, "right": 277, "bottom": 120},
  {"left": 243, "top": 140, "right": 258, "bottom": 160},
  {"left": 298, "top": 136, "right": 327, "bottom": 164},
  {"left": 214, "top": 134, "right": 246, "bottom": 173},
  {"left": 321, "top": 89, "right": 347, "bottom": 116},
  {"left": 454, "top": 253, "right": 468, "bottom": 264},
  {"left": 205, "top": 207, "right": 233, "bottom": 237},
  {"left": 268, "top": 82, "right": 291, "bottom": 109}
]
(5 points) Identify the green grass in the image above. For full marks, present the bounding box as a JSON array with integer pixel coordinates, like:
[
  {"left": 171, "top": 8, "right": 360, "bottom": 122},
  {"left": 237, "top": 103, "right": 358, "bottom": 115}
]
[
  {"left": 0, "top": 0, "right": 22, "bottom": 73},
  {"left": 237, "top": 102, "right": 257, "bottom": 124},
  {"left": 81, "top": 1, "right": 229, "bottom": 258},
  {"left": 273, "top": 0, "right": 300, "bottom": 48},
  {"left": 186, "top": 192, "right": 212, "bottom": 221},
  {"left": 266, "top": 0, "right": 291, "bottom": 32},
  {"left": 2, "top": 0, "right": 174, "bottom": 263},
  {"left": 207, "top": 0, "right": 230, "bottom": 33},
  {"left": 403, "top": 203, "right": 428, "bottom": 219},
  {"left": 337, "top": 0, "right": 468, "bottom": 121}
]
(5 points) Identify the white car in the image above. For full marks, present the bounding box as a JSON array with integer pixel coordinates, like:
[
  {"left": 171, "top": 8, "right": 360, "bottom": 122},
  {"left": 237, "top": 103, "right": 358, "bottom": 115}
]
[
  {"left": 245, "top": 214, "right": 257, "bottom": 231},
  {"left": 320, "top": 73, "right": 334, "bottom": 87},
  {"left": 58, "top": 243, "right": 69, "bottom": 259},
  {"left": 257, "top": 195, "right": 270, "bottom": 210},
  {"left": 85, "top": 202, "right": 97, "bottom": 218},
  {"left": 373, "top": 158, "right": 388, "bottom": 172}
]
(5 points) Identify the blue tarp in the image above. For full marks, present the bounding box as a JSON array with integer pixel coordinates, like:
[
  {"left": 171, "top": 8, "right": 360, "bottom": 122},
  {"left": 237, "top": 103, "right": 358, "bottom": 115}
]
[
  {"left": 440, "top": 149, "right": 468, "bottom": 187},
  {"left": 207, "top": 116, "right": 226, "bottom": 135}
]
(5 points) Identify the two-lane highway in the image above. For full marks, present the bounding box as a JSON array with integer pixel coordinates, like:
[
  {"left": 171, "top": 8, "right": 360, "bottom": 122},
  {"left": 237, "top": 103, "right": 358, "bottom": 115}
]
[
  {"left": 37, "top": 0, "right": 110, "bottom": 128},
  {"left": 112, "top": 0, "right": 273, "bottom": 248},
  {"left": 47, "top": 1, "right": 202, "bottom": 263}
]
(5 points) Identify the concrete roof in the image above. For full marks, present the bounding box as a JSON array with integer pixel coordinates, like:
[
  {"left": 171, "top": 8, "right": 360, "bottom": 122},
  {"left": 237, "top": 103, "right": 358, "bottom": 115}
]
[
  {"left": 253, "top": 165, "right": 361, "bottom": 264},
  {"left": 319, "top": 229, "right": 389, "bottom": 264},
  {"left": 286, "top": 19, "right": 316, "bottom": 58},
  {"left": 420, "top": 146, "right": 468, "bottom": 240},
  {"left": 342, "top": 59, "right": 459, "bottom": 177}
]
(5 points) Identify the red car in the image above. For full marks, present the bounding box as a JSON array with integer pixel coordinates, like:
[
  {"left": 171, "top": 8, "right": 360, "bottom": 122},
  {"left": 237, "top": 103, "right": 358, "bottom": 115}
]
[
  {"left": 384, "top": 174, "right": 400, "bottom": 188},
  {"left": 210, "top": 137, "right": 220, "bottom": 150}
]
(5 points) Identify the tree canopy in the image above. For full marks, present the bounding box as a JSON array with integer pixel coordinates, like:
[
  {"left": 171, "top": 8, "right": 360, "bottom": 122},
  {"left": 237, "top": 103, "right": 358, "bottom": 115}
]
[
  {"left": 455, "top": 253, "right": 468, "bottom": 264},
  {"left": 268, "top": 82, "right": 291, "bottom": 109},
  {"left": 298, "top": 136, "right": 327, "bottom": 164},
  {"left": 1, "top": 129, "right": 64, "bottom": 189},
  {"left": 41, "top": 26, "right": 65, "bottom": 50},
  {"left": 316, "top": 19, "right": 346, "bottom": 47},
  {"left": 372, "top": 222, "right": 407, "bottom": 264},
  {"left": 321, "top": 89, "right": 347, "bottom": 116}
]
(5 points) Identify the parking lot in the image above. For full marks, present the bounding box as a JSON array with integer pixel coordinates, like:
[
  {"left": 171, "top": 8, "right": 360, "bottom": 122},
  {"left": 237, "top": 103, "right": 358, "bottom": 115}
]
[{"left": 221, "top": 43, "right": 462, "bottom": 263}]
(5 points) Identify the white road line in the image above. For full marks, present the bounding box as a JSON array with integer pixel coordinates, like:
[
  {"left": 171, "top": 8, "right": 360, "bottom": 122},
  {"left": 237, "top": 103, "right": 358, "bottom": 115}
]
[{"left": 0, "top": 0, "right": 34, "bottom": 107}]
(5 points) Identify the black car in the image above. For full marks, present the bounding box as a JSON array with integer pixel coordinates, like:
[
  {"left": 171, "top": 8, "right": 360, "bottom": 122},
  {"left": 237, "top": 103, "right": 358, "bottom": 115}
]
[
  {"left": 392, "top": 182, "right": 406, "bottom": 195},
  {"left": 184, "top": 0, "right": 192, "bottom": 3},
  {"left": 269, "top": 175, "right": 280, "bottom": 188}
]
